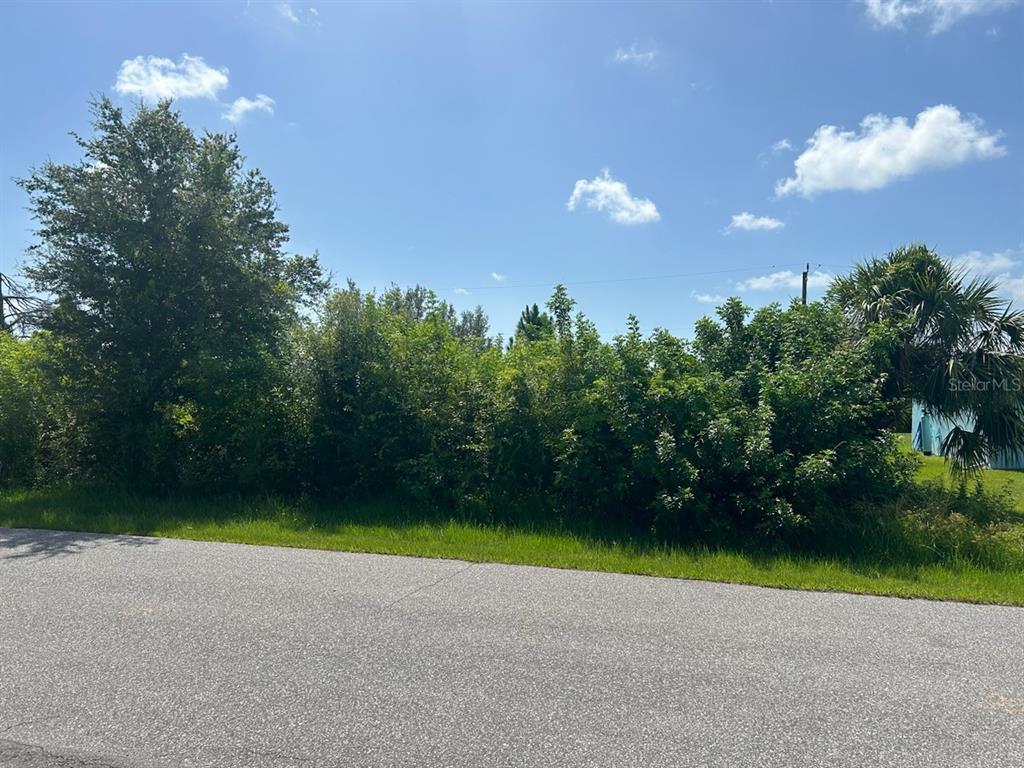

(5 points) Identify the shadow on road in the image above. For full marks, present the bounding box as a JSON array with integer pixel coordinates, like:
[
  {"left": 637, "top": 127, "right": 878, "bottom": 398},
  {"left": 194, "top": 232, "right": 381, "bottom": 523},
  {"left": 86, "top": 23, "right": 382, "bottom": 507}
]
[{"left": 0, "top": 527, "right": 158, "bottom": 561}]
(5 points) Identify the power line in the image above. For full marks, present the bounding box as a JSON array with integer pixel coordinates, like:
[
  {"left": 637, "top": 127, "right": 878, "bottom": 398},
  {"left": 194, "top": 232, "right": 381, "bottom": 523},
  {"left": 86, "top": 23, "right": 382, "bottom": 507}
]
[{"left": 461, "top": 262, "right": 814, "bottom": 291}]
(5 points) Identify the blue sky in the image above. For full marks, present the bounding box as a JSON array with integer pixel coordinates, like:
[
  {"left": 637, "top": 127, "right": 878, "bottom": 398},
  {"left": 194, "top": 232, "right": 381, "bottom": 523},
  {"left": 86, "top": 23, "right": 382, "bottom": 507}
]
[{"left": 1, "top": 0, "right": 1021, "bottom": 338}]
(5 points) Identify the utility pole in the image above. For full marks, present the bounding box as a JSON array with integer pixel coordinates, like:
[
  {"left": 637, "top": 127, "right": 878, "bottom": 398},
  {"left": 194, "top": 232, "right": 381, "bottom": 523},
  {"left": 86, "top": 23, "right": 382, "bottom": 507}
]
[{"left": 801, "top": 263, "right": 809, "bottom": 306}]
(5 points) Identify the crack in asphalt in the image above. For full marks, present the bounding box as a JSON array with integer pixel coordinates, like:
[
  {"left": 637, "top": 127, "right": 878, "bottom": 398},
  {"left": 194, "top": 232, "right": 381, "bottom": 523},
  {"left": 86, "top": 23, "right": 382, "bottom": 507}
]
[
  {"left": 0, "top": 737, "right": 133, "bottom": 768},
  {"left": 0, "top": 717, "right": 58, "bottom": 736},
  {"left": 380, "top": 561, "right": 477, "bottom": 611}
]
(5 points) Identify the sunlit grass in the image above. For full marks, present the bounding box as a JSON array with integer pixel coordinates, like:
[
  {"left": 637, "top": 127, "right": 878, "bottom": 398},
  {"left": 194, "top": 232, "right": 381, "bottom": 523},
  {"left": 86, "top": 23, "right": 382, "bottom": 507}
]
[
  {"left": 2, "top": 484, "right": 1023, "bottom": 606},
  {"left": 902, "top": 432, "right": 1024, "bottom": 513}
]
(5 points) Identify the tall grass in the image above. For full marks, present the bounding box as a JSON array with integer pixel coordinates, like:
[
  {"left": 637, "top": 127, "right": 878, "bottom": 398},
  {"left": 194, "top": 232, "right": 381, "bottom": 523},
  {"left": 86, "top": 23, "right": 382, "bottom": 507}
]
[{"left": 2, "top": 484, "right": 1023, "bottom": 605}]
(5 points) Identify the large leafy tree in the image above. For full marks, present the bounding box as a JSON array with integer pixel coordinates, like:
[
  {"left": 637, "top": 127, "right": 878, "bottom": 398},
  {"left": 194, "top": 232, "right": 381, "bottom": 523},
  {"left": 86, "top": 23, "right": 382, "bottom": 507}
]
[
  {"left": 18, "top": 98, "right": 325, "bottom": 486},
  {"left": 829, "top": 244, "right": 1024, "bottom": 470}
]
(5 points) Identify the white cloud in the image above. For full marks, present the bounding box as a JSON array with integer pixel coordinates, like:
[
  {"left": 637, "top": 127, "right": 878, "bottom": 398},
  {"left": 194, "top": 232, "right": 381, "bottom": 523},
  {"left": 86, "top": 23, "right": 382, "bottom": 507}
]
[
  {"left": 114, "top": 54, "right": 229, "bottom": 101},
  {"left": 1000, "top": 276, "right": 1024, "bottom": 301},
  {"left": 863, "top": 0, "right": 1018, "bottom": 33},
  {"left": 759, "top": 139, "right": 794, "bottom": 166},
  {"left": 736, "top": 270, "right": 834, "bottom": 292},
  {"left": 453, "top": 287, "right": 470, "bottom": 295},
  {"left": 279, "top": 2, "right": 300, "bottom": 23},
  {"left": 951, "top": 248, "right": 1019, "bottom": 275},
  {"left": 949, "top": 247, "right": 1024, "bottom": 303},
  {"left": 276, "top": 3, "right": 321, "bottom": 28},
  {"left": 614, "top": 44, "right": 659, "bottom": 67},
  {"left": 776, "top": 104, "right": 1004, "bottom": 197},
  {"left": 691, "top": 291, "right": 725, "bottom": 304},
  {"left": 490, "top": 272, "right": 506, "bottom": 283},
  {"left": 222, "top": 94, "right": 275, "bottom": 123},
  {"left": 567, "top": 169, "right": 660, "bottom": 225},
  {"left": 726, "top": 212, "right": 785, "bottom": 233}
]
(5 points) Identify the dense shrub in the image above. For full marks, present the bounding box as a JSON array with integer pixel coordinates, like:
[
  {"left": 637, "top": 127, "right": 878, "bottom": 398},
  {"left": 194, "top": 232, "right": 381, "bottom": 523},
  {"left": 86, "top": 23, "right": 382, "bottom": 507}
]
[
  {"left": 815, "top": 481, "right": 1024, "bottom": 571},
  {"left": 0, "top": 332, "right": 44, "bottom": 485},
  {"left": 307, "top": 283, "right": 500, "bottom": 503},
  {"left": 305, "top": 289, "right": 914, "bottom": 544},
  {"left": 1, "top": 277, "right": 921, "bottom": 546}
]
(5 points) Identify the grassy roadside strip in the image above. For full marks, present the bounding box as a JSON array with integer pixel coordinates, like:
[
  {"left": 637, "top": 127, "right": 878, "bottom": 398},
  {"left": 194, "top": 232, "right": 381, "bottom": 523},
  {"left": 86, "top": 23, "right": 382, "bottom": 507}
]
[{"left": 2, "top": 485, "right": 1023, "bottom": 606}]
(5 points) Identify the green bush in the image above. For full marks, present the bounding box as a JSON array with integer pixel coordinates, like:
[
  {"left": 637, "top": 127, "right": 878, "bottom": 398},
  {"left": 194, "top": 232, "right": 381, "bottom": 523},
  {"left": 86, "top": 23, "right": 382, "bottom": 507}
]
[
  {"left": 0, "top": 332, "right": 44, "bottom": 485},
  {"left": 4, "top": 278, "right": 922, "bottom": 548},
  {"left": 310, "top": 291, "right": 917, "bottom": 544},
  {"left": 831, "top": 482, "right": 1024, "bottom": 571}
]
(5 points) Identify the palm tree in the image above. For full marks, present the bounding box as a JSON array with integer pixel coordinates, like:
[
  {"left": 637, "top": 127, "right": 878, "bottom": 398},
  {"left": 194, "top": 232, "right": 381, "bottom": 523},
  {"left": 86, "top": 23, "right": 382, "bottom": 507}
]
[{"left": 829, "top": 244, "right": 1024, "bottom": 471}]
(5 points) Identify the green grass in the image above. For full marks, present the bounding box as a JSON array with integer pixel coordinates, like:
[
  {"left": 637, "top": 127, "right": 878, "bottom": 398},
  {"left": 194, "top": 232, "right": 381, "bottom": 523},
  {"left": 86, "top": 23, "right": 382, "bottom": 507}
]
[
  {"left": 902, "top": 433, "right": 1024, "bottom": 510},
  {"left": 3, "top": 481, "right": 1024, "bottom": 606}
]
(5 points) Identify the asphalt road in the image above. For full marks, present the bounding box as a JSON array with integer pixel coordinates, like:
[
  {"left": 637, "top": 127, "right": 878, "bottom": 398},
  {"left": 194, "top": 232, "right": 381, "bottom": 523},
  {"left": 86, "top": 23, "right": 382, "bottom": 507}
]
[{"left": 1, "top": 527, "right": 1022, "bottom": 768}]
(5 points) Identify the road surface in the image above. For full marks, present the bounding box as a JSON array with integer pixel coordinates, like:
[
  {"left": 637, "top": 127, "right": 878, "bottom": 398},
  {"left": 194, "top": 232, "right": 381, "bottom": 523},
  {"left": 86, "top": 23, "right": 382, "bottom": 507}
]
[{"left": 1, "top": 527, "right": 1022, "bottom": 767}]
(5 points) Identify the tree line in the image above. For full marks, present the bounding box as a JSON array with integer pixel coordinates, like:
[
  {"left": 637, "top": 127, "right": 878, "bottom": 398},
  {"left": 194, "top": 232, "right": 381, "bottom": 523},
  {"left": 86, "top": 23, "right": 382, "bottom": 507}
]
[{"left": 3, "top": 100, "right": 1023, "bottom": 546}]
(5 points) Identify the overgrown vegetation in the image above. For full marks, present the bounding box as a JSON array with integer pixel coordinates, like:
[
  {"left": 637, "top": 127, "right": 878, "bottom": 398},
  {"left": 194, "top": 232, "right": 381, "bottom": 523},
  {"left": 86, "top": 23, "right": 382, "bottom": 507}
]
[
  {"left": 2, "top": 100, "right": 1023, "bottom": 602},
  {"left": 2, "top": 481, "right": 1023, "bottom": 604}
]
